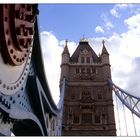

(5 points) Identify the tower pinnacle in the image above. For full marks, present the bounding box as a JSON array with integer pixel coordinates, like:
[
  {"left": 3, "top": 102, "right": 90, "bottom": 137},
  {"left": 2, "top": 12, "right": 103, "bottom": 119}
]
[
  {"left": 80, "top": 35, "right": 88, "bottom": 42},
  {"left": 101, "top": 40, "right": 109, "bottom": 55},
  {"left": 65, "top": 39, "right": 68, "bottom": 46},
  {"left": 102, "top": 39, "right": 105, "bottom": 47},
  {"left": 62, "top": 40, "right": 70, "bottom": 55}
]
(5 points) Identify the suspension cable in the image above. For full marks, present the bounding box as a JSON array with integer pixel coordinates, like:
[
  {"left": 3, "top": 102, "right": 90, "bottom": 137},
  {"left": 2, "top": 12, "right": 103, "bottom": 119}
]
[
  {"left": 122, "top": 101, "right": 128, "bottom": 136},
  {"left": 132, "top": 112, "right": 137, "bottom": 136},
  {"left": 115, "top": 94, "right": 121, "bottom": 136},
  {"left": 129, "top": 97, "right": 137, "bottom": 136}
]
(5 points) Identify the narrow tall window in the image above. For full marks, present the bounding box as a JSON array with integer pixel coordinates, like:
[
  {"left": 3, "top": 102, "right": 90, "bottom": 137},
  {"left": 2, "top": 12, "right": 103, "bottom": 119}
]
[
  {"left": 73, "top": 114, "right": 79, "bottom": 124},
  {"left": 98, "top": 93, "right": 102, "bottom": 100},
  {"left": 76, "top": 68, "right": 79, "bottom": 74},
  {"left": 95, "top": 115, "right": 101, "bottom": 124},
  {"left": 86, "top": 57, "right": 90, "bottom": 63},
  {"left": 81, "top": 68, "right": 85, "bottom": 74},
  {"left": 87, "top": 67, "right": 90, "bottom": 74},
  {"left": 92, "top": 68, "right": 96, "bottom": 73},
  {"left": 81, "top": 57, "right": 84, "bottom": 63},
  {"left": 82, "top": 113, "right": 92, "bottom": 124}
]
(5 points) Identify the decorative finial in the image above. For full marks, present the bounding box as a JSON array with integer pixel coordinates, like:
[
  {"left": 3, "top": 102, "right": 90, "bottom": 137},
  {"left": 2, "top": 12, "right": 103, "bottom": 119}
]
[
  {"left": 65, "top": 39, "right": 68, "bottom": 46},
  {"left": 102, "top": 40, "right": 105, "bottom": 46},
  {"left": 80, "top": 35, "right": 88, "bottom": 42},
  {"left": 82, "top": 35, "right": 85, "bottom": 40}
]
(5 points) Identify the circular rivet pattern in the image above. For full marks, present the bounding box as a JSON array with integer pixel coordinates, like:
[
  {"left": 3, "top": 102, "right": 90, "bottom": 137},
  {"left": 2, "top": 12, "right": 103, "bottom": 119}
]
[
  {"left": 1, "top": 4, "right": 36, "bottom": 66},
  {"left": 0, "top": 4, "right": 35, "bottom": 95},
  {"left": 10, "top": 97, "right": 12, "bottom": 101}
]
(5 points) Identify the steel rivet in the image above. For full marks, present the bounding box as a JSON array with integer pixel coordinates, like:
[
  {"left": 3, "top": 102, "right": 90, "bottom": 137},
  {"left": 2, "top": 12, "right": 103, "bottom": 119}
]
[
  {"left": 16, "top": 58, "right": 19, "bottom": 62},
  {"left": 22, "top": 57, "right": 25, "bottom": 61},
  {"left": 7, "top": 39, "right": 11, "bottom": 45},
  {"left": 3, "top": 84, "right": 6, "bottom": 88},
  {"left": 7, "top": 86, "right": 9, "bottom": 90},
  {"left": 13, "top": 100, "right": 15, "bottom": 104},
  {"left": 6, "top": 30, "right": 9, "bottom": 34},
  {"left": 10, "top": 49, "right": 13, "bottom": 54},
  {"left": 5, "top": 17, "right": 7, "bottom": 22},
  {"left": 13, "top": 55, "right": 16, "bottom": 59},
  {"left": 10, "top": 97, "right": 12, "bottom": 101}
]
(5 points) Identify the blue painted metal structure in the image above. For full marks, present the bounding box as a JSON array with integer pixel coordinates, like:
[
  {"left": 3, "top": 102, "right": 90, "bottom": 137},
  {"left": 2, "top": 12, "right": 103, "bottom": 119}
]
[
  {"left": 108, "top": 79, "right": 140, "bottom": 119},
  {"left": 0, "top": 4, "right": 65, "bottom": 136}
]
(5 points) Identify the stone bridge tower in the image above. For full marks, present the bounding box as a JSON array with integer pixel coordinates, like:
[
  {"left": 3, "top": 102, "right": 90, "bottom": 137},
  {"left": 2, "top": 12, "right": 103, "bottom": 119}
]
[{"left": 60, "top": 38, "right": 116, "bottom": 136}]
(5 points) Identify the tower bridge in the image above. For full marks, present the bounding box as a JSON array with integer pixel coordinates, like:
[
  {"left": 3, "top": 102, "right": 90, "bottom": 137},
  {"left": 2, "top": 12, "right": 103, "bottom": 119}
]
[{"left": 0, "top": 4, "right": 140, "bottom": 136}]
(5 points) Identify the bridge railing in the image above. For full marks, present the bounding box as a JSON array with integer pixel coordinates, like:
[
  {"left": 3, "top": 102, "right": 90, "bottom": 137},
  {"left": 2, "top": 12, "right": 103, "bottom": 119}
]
[{"left": 108, "top": 79, "right": 140, "bottom": 119}]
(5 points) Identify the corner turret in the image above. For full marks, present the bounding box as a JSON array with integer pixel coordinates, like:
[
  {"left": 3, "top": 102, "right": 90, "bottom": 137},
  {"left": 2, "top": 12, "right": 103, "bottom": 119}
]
[
  {"left": 101, "top": 40, "right": 110, "bottom": 65},
  {"left": 61, "top": 40, "right": 70, "bottom": 64},
  {"left": 60, "top": 40, "right": 70, "bottom": 81}
]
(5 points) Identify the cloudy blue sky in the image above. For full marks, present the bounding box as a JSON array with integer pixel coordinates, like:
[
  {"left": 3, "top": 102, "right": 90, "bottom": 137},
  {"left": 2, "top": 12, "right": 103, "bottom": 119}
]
[
  {"left": 38, "top": 4, "right": 140, "bottom": 136},
  {"left": 39, "top": 4, "right": 137, "bottom": 41}
]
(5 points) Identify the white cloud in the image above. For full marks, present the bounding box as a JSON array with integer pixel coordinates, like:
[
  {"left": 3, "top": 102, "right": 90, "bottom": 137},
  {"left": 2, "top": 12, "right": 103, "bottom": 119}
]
[
  {"left": 40, "top": 31, "right": 63, "bottom": 104},
  {"left": 40, "top": 31, "right": 77, "bottom": 104},
  {"left": 110, "top": 4, "right": 134, "bottom": 18},
  {"left": 110, "top": 8, "right": 120, "bottom": 18},
  {"left": 101, "top": 14, "right": 114, "bottom": 30},
  {"left": 117, "top": 4, "right": 129, "bottom": 9},
  {"left": 105, "top": 21, "right": 114, "bottom": 29},
  {"left": 124, "top": 13, "right": 140, "bottom": 32},
  {"left": 95, "top": 26, "right": 104, "bottom": 34}
]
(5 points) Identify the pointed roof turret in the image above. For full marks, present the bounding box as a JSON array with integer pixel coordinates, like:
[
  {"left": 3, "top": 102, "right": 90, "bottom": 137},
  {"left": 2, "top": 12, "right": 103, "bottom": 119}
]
[
  {"left": 62, "top": 40, "right": 70, "bottom": 55},
  {"left": 70, "top": 38, "right": 101, "bottom": 63},
  {"left": 101, "top": 40, "right": 109, "bottom": 55}
]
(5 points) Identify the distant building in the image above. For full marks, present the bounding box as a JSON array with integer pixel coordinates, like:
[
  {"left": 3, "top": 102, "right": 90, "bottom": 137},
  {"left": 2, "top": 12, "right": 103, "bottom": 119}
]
[{"left": 60, "top": 38, "right": 116, "bottom": 136}]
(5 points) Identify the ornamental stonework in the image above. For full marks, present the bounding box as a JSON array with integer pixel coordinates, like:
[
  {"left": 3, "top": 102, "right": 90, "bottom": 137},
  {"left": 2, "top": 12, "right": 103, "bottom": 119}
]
[{"left": 60, "top": 39, "right": 116, "bottom": 136}]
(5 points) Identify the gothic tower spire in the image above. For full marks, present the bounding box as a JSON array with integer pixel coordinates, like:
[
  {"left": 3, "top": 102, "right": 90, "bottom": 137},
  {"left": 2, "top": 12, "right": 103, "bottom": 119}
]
[
  {"left": 60, "top": 40, "right": 70, "bottom": 81},
  {"left": 62, "top": 40, "right": 70, "bottom": 55},
  {"left": 101, "top": 40, "right": 109, "bottom": 55}
]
